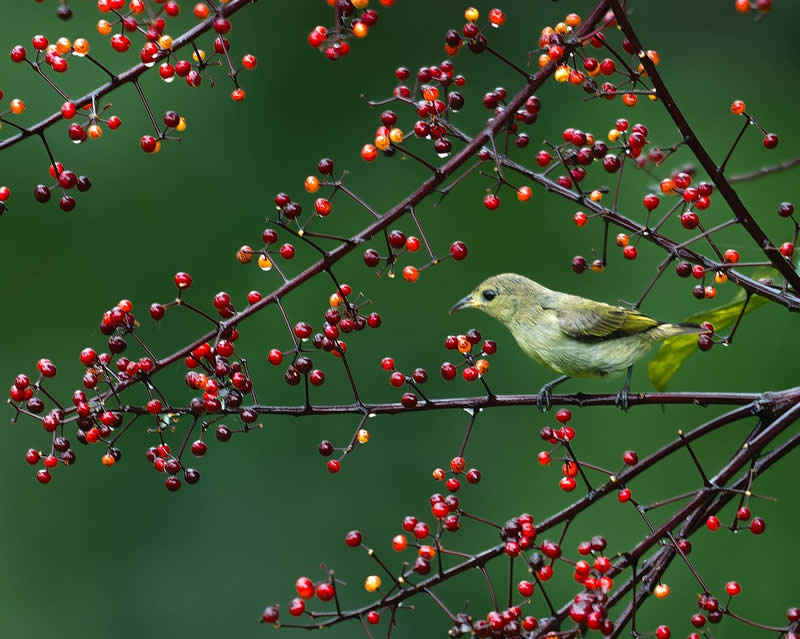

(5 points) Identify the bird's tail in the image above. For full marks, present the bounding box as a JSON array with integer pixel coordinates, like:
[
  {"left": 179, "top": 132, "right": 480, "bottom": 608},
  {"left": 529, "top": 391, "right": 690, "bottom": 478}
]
[{"left": 662, "top": 322, "right": 705, "bottom": 336}]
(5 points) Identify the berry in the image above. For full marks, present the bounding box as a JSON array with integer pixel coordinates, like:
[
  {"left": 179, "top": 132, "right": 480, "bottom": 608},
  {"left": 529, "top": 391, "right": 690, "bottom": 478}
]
[
  {"left": 750, "top": 516, "right": 765, "bottom": 534},
  {"left": 483, "top": 194, "right": 500, "bottom": 210}
]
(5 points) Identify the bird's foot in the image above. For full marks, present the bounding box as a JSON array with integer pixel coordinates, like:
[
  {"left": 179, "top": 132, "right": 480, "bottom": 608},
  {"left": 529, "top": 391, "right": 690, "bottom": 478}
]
[
  {"left": 537, "top": 383, "right": 554, "bottom": 412},
  {"left": 615, "top": 387, "right": 630, "bottom": 412}
]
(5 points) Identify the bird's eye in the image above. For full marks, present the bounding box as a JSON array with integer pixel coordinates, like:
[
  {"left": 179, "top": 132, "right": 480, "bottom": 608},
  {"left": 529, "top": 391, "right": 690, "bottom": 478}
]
[{"left": 482, "top": 289, "right": 497, "bottom": 302}]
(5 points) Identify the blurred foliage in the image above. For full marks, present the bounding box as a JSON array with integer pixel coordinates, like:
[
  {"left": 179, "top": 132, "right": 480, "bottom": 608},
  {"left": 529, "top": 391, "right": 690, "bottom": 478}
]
[{"left": 0, "top": 2, "right": 798, "bottom": 639}]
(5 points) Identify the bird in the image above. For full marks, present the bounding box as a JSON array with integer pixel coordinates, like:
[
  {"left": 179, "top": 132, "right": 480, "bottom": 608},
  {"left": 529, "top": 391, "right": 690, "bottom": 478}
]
[{"left": 449, "top": 273, "right": 704, "bottom": 411}]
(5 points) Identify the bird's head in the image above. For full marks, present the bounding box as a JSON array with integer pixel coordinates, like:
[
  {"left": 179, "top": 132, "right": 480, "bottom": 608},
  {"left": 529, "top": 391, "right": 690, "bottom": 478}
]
[{"left": 449, "top": 273, "right": 546, "bottom": 323}]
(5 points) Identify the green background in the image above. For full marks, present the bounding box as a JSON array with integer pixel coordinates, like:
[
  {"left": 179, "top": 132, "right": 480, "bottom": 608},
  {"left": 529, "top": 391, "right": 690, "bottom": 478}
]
[{"left": 0, "top": 1, "right": 797, "bottom": 638}]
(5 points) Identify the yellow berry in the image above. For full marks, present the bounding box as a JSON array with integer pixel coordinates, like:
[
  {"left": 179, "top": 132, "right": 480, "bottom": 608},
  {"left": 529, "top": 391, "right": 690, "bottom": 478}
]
[
  {"left": 304, "top": 175, "right": 320, "bottom": 193},
  {"left": 97, "top": 19, "right": 112, "bottom": 36},
  {"left": 357, "top": 429, "right": 369, "bottom": 444},
  {"left": 73, "top": 38, "right": 90, "bottom": 56},
  {"left": 554, "top": 65, "right": 570, "bottom": 82},
  {"left": 555, "top": 22, "right": 568, "bottom": 34},
  {"left": 10, "top": 99, "right": 25, "bottom": 114},
  {"left": 352, "top": 22, "right": 368, "bottom": 38},
  {"left": 258, "top": 255, "right": 273, "bottom": 271},
  {"left": 364, "top": 575, "right": 381, "bottom": 592},
  {"left": 352, "top": 0, "right": 368, "bottom": 8},
  {"left": 193, "top": 49, "right": 206, "bottom": 62},
  {"left": 153, "top": 140, "right": 161, "bottom": 153},
  {"left": 237, "top": 245, "right": 253, "bottom": 264},
  {"left": 608, "top": 129, "right": 621, "bottom": 142},
  {"left": 88, "top": 124, "right": 103, "bottom": 139},
  {"left": 715, "top": 272, "right": 728, "bottom": 284},
  {"left": 389, "top": 128, "right": 403, "bottom": 143},
  {"left": 55, "top": 37, "right": 72, "bottom": 55},
  {"left": 158, "top": 34, "right": 173, "bottom": 50},
  {"left": 464, "top": 7, "right": 479, "bottom": 21},
  {"left": 176, "top": 117, "right": 187, "bottom": 132}
]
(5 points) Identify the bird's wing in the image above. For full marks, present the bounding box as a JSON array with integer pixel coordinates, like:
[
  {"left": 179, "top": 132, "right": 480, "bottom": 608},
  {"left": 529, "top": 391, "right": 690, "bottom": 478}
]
[{"left": 551, "top": 297, "right": 661, "bottom": 341}]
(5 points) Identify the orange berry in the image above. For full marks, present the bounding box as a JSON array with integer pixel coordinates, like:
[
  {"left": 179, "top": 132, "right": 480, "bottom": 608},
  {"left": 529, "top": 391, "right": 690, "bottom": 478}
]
[
  {"left": 101, "top": 453, "right": 115, "bottom": 466},
  {"left": 488, "top": 8, "right": 505, "bottom": 27},
  {"left": 622, "top": 93, "right": 638, "bottom": 107},
  {"left": 422, "top": 85, "right": 438, "bottom": 101},
  {"left": 304, "top": 175, "right": 320, "bottom": 193},
  {"left": 517, "top": 186, "right": 532, "bottom": 201},
  {"left": 660, "top": 178, "right": 676, "bottom": 195},
  {"left": 10, "top": 99, "right": 25, "bottom": 114},
  {"left": 361, "top": 144, "right": 378, "bottom": 161},
  {"left": 402, "top": 265, "right": 419, "bottom": 283},
  {"left": 464, "top": 7, "right": 479, "bottom": 21},
  {"left": 565, "top": 13, "right": 581, "bottom": 27},
  {"left": 615, "top": 233, "right": 629, "bottom": 247},
  {"left": 735, "top": 0, "right": 750, "bottom": 11},
  {"left": 236, "top": 245, "right": 253, "bottom": 264},
  {"left": 475, "top": 359, "right": 489, "bottom": 374},
  {"left": 538, "top": 54, "right": 551, "bottom": 68},
  {"left": 730, "top": 100, "right": 746, "bottom": 115},
  {"left": 73, "top": 38, "right": 90, "bottom": 55},
  {"left": 352, "top": 21, "right": 368, "bottom": 38},
  {"left": 654, "top": 583, "right": 670, "bottom": 598}
]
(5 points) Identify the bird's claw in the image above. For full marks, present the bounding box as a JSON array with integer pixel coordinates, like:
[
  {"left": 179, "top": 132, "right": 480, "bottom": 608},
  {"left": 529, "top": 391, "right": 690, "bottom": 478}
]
[
  {"left": 537, "top": 384, "right": 553, "bottom": 412},
  {"left": 615, "top": 388, "right": 630, "bottom": 412}
]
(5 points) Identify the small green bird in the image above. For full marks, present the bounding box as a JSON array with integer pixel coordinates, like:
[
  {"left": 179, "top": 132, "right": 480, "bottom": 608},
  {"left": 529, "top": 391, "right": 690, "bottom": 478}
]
[{"left": 449, "top": 273, "right": 704, "bottom": 411}]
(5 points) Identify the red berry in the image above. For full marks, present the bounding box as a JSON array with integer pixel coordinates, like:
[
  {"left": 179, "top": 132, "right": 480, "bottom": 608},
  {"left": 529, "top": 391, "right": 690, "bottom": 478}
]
[
  {"left": 763, "top": 133, "right": 779, "bottom": 149},
  {"left": 706, "top": 515, "right": 721, "bottom": 531},
  {"left": 749, "top": 516, "right": 765, "bottom": 534},
  {"left": 450, "top": 241, "right": 468, "bottom": 260},
  {"left": 483, "top": 194, "right": 500, "bottom": 210}
]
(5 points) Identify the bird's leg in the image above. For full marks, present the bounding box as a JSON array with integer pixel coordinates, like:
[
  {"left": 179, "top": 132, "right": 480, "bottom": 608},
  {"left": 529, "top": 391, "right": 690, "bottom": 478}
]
[
  {"left": 537, "top": 375, "right": 570, "bottom": 412},
  {"left": 615, "top": 366, "right": 634, "bottom": 412}
]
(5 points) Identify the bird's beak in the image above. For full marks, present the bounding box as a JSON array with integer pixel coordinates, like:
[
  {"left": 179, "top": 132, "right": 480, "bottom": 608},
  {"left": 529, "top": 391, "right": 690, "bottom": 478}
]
[{"left": 449, "top": 294, "right": 476, "bottom": 315}]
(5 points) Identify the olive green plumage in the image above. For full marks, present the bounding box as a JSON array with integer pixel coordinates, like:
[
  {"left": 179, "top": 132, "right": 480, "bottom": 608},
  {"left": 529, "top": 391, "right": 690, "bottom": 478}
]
[{"left": 450, "top": 273, "right": 703, "bottom": 380}]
